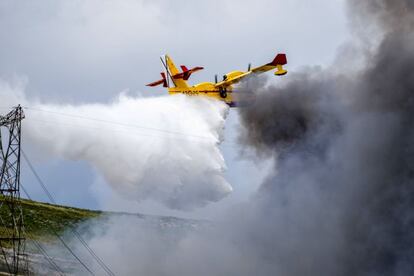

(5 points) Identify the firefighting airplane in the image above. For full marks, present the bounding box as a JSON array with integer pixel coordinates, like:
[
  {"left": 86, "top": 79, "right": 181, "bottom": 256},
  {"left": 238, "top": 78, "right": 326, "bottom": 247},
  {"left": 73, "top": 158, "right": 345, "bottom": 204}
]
[{"left": 146, "top": 53, "right": 287, "bottom": 107}]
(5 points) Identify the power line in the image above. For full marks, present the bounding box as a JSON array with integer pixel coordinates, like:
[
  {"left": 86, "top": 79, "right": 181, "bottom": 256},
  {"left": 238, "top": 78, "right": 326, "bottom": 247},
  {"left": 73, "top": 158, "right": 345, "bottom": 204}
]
[
  {"left": 22, "top": 150, "right": 116, "bottom": 276},
  {"left": 26, "top": 118, "right": 240, "bottom": 151},
  {"left": 29, "top": 238, "right": 66, "bottom": 276},
  {"left": 23, "top": 110, "right": 240, "bottom": 149},
  {"left": 15, "top": 105, "right": 239, "bottom": 274},
  {"left": 22, "top": 150, "right": 113, "bottom": 275},
  {"left": 27, "top": 118, "right": 219, "bottom": 145},
  {"left": 18, "top": 184, "right": 65, "bottom": 275},
  {"left": 22, "top": 151, "right": 54, "bottom": 204},
  {"left": 0, "top": 107, "right": 110, "bottom": 275},
  {"left": 0, "top": 195, "right": 65, "bottom": 275},
  {"left": 23, "top": 106, "right": 213, "bottom": 140},
  {"left": 20, "top": 184, "right": 95, "bottom": 276},
  {"left": 54, "top": 233, "right": 95, "bottom": 276},
  {"left": 21, "top": 105, "right": 243, "bottom": 150}
]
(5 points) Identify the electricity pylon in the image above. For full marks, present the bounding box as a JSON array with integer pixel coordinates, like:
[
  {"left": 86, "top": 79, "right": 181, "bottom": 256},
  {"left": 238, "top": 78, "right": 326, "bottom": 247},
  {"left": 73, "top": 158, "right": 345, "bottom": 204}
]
[{"left": 0, "top": 105, "right": 27, "bottom": 274}]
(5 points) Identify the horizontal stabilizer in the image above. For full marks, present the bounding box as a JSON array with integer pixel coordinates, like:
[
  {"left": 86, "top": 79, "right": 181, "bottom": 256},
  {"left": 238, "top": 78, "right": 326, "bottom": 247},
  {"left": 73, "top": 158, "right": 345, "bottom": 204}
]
[
  {"left": 146, "top": 72, "right": 168, "bottom": 87},
  {"left": 173, "top": 66, "right": 204, "bottom": 80},
  {"left": 270, "top": 54, "right": 287, "bottom": 76}
]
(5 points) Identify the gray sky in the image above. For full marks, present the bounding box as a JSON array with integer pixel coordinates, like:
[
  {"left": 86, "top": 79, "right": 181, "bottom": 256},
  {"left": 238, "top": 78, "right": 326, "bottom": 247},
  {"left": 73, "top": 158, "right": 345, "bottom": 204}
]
[{"left": 0, "top": 0, "right": 349, "bottom": 218}]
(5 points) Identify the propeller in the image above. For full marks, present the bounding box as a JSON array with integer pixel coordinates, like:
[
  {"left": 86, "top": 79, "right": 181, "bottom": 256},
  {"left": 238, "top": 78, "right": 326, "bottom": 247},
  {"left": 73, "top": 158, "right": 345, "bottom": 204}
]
[
  {"left": 215, "top": 74, "right": 218, "bottom": 84},
  {"left": 161, "top": 72, "right": 168, "bottom": 87},
  {"left": 248, "top": 63, "right": 251, "bottom": 71}
]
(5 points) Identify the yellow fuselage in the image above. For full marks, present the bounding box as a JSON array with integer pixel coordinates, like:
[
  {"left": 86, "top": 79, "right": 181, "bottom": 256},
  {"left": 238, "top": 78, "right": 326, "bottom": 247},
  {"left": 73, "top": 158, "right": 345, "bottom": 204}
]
[
  {"left": 168, "top": 82, "right": 234, "bottom": 105},
  {"left": 168, "top": 70, "right": 255, "bottom": 107}
]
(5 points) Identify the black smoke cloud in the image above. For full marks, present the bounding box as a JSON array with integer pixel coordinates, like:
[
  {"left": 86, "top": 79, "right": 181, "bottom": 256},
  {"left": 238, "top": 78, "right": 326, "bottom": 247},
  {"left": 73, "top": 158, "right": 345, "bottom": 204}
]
[
  {"left": 60, "top": 1, "right": 414, "bottom": 275},
  {"left": 237, "top": 0, "right": 414, "bottom": 275}
]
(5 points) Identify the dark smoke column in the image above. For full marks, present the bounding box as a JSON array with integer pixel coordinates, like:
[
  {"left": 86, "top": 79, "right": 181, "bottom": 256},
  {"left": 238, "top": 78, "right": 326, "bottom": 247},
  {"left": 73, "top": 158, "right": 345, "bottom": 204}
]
[{"left": 237, "top": 0, "right": 414, "bottom": 275}]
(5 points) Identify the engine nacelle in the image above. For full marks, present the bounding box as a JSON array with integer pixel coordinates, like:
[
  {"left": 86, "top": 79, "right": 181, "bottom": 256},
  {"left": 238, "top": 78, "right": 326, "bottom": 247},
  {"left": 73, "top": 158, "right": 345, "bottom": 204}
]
[{"left": 223, "top": 71, "right": 245, "bottom": 80}]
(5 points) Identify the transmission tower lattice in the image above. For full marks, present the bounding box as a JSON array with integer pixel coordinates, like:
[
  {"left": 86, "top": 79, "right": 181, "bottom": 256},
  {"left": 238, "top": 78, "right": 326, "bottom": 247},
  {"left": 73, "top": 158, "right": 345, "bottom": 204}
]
[{"left": 0, "top": 105, "right": 27, "bottom": 275}]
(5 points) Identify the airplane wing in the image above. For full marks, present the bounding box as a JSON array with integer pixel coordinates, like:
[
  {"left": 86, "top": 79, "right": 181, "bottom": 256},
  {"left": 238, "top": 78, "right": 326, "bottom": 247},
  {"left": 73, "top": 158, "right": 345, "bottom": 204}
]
[
  {"left": 215, "top": 54, "right": 287, "bottom": 89},
  {"left": 214, "top": 72, "right": 252, "bottom": 88},
  {"left": 251, "top": 53, "right": 287, "bottom": 74}
]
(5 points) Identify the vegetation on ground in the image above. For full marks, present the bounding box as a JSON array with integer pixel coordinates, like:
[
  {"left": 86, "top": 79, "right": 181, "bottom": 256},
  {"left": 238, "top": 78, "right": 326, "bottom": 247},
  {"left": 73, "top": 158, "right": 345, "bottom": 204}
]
[{"left": 0, "top": 197, "right": 101, "bottom": 243}]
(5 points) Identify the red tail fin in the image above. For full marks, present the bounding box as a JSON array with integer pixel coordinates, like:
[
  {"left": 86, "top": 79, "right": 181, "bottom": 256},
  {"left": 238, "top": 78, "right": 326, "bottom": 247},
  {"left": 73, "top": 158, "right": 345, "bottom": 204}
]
[{"left": 269, "top": 54, "right": 287, "bottom": 66}]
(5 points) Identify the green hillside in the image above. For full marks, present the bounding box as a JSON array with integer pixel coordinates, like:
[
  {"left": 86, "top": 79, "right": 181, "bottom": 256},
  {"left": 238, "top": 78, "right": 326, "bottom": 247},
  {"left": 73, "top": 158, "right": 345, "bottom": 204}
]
[
  {"left": 0, "top": 197, "right": 102, "bottom": 243},
  {"left": 0, "top": 197, "right": 200, "bottom": 274}
]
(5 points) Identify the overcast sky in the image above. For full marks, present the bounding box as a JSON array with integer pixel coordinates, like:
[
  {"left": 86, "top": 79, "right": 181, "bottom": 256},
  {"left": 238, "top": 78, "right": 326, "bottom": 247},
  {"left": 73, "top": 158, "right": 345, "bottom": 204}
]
[{"left": 0, "top": 0, "right": 349, "bottom": 219}]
